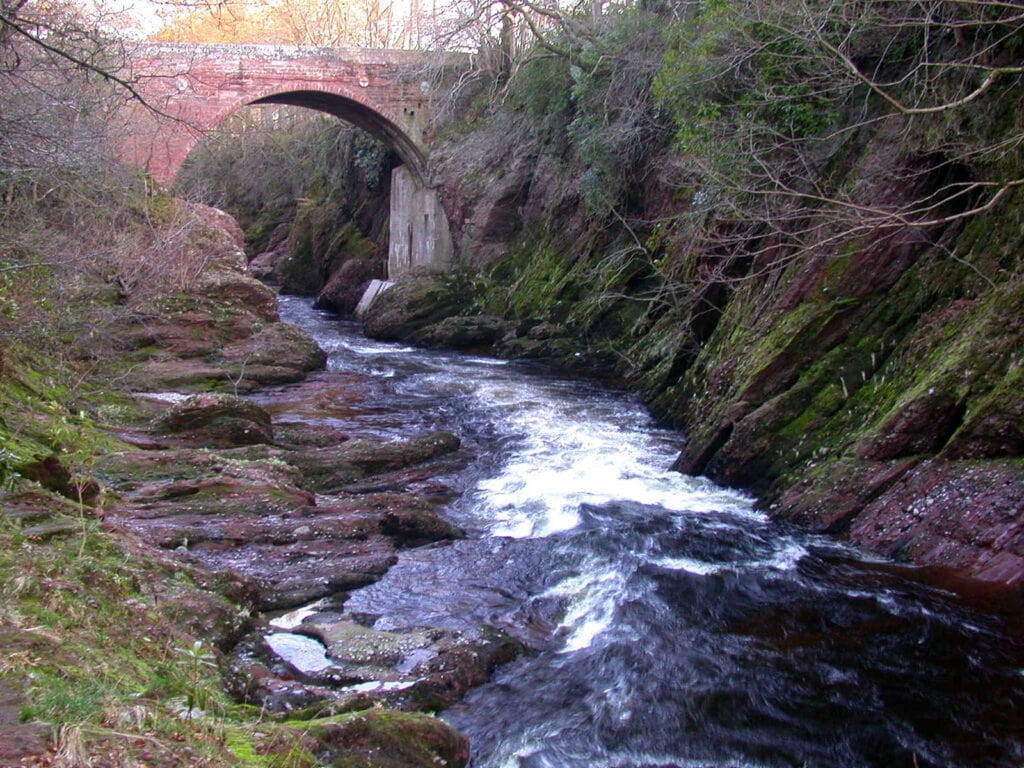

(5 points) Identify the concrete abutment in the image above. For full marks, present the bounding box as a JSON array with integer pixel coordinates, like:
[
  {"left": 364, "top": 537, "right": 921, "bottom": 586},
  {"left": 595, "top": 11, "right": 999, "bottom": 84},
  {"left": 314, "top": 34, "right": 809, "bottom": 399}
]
[{"left": 388, "top": 165, "right": 453, "bottom": 277}]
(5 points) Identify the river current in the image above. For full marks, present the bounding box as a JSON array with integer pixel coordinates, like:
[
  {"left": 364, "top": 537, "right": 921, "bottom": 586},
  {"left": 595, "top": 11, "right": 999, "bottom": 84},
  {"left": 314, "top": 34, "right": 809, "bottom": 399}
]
[{"left": 271, "top": 295, "right": 1024, "bottom": 768}]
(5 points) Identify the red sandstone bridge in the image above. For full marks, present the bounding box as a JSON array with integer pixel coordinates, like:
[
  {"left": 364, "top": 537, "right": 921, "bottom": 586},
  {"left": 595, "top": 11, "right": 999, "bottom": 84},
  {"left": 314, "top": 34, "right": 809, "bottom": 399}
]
[
  {"left": 120, "top": 42, "right": 472, "bottom": 274},
  {"left": 121, "top": 42, "right": 470, "bottom": 185}
]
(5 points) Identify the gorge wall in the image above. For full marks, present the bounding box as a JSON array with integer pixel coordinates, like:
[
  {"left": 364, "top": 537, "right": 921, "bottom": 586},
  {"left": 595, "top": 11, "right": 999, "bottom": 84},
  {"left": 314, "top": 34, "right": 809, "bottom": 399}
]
[{"left": 361, "top": 35, "right": 1024, "bottom": 585}]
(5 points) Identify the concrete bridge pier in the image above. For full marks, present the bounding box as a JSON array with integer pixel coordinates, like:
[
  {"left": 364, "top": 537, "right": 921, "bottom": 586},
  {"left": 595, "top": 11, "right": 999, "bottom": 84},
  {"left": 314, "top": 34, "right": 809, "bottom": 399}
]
[{"left": 388, "top": 165, "right": 453, "bottom": 277}]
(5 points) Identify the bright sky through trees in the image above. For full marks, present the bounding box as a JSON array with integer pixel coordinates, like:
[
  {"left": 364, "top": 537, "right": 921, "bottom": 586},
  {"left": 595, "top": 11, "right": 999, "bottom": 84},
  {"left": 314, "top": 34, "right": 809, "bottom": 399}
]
[{"left": 117, "top": 0, "right": 458, "bottom": 48}]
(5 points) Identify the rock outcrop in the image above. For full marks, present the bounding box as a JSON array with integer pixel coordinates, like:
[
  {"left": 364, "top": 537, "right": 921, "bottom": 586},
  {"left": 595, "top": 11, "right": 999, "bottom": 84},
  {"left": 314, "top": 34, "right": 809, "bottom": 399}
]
[
  {"left": 0, "top": 198, "right": 475, "bottom": 767},
  {"left": 108, "top": 203, "right": 326, "bottom": 393},
  {"left": 373, "top": 78, "right": 1024, "bottom": 586}
]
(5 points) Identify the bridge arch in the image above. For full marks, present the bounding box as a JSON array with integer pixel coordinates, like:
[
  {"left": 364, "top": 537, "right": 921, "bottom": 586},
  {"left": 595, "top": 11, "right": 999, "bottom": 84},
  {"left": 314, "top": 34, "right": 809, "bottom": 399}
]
[
  {"left": 117, "top": 43, "right": 467, "bottom": 187},
  {"left": 118, "top": 43, "right": 464, "bottom": 275},
  {"left": 173, "top": 85, "right": 427, "bottom": 185},
  {"left": 245, "top": 90, "right": 426, "bottom": 180}
]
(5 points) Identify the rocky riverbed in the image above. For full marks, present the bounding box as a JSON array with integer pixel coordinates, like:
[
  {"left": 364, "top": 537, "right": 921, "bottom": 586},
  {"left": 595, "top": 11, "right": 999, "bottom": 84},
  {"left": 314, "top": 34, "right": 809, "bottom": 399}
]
[
  {"left": 99, "top": 389, "right": 518, "bottom": 717},
  {"left": 0, "top": 203, "right": 486, "bottom": 768}
]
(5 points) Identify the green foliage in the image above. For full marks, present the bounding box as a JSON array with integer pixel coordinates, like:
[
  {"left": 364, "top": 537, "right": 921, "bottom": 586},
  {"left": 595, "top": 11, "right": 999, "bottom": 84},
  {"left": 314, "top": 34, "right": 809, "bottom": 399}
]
[
  {"left": 506, "top": 55, "right": 573, "bottom": 138},
  {"left": 0, "top": 447, "right": 18, "bottom": 491},
  {"left": 498, "top": 11, "right": 669, "bottom": 219},
  {"left": 654, "top": 0, "right": 841, "bottom": 165},
  {"left": 26, "top": 672, "right": 110, "bottom": 723},
  {"left": 174, "top": 640, "right": 219, "bottom": 716}
]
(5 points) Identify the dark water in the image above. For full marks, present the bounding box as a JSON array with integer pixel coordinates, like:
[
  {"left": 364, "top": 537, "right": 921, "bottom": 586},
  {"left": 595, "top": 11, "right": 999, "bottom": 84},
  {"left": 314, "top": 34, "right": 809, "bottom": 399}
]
[{"left": 272, "top": 295, "right": 1024, "bottom": 768}]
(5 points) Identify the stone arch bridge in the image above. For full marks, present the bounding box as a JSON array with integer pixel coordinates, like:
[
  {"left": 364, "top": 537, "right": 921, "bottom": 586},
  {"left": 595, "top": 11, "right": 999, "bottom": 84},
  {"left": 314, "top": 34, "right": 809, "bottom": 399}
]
[{"left": 121, "top": 43, "right": 472, "bottom": 275}]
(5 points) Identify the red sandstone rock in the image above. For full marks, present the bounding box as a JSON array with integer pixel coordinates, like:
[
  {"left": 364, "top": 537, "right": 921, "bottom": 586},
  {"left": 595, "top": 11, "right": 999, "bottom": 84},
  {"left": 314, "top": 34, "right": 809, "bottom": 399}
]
[{"left": 847, "top": 458, "right": 1024, "bottom": 584}]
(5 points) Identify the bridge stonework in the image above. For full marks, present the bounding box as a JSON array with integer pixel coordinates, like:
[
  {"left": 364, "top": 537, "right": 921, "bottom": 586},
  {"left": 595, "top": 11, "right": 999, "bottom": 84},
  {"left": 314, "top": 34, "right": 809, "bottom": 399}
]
[
  {"left": 122, "top": 43, "right": 466, "bottom": 184},
  {"left": 120, "top": 43, "right": 469, "bottom": 275}
]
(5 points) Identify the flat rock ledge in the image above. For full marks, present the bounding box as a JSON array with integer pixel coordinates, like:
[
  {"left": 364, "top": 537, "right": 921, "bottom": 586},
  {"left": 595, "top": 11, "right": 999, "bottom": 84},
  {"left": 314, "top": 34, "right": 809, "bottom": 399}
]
[{"left": 94, "top": 404, "right": 518, "bottom": 729}]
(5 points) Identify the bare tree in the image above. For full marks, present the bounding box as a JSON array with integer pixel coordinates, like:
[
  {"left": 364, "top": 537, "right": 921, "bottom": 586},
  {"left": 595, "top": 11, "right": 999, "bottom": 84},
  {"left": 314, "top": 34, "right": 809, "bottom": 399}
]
[
  {"left": 0, "top": 0, "right": 139, "bottom": 204},
  {"left": 652, "top": 0, "right": 1024, "bottom": 279}
]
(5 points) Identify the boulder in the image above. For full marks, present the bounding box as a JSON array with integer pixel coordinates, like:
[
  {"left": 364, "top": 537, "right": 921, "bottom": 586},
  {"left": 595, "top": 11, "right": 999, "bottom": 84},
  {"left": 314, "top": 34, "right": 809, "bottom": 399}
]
[
  {"left": 216, "top": 711, "right": 470, "bottom": 768},
  {"left": 153, "top": 393, "right": 274, "bottom": 447},
  {"left": 248, "top": 222, "right": 291, "bottom": 282},
  {"left": 362, "top": 274, "right": 472, "bottom": 341},
  {"left": 336, "top": 431, "right": 461, "bottom": 475},
  {"left": 311, "top": 710, "right": 469, "bottom": 768},
  {"left": 192, "top": 267, "right": 279, "bottom": 323},
  {"left": 316, "top": 256, "right": 385, "bottom": 316},
  {"left": 217, "top": 322, "right": 328, "bottom": 390},
  {"left": 412, "top": 315, "right": 506, "bottom": 350},
  {"left": 186, "top": 201, "right": 246, "bottom": 250},
  {"left": 380, "top": 504, "right": 465, "bottom": 545}
]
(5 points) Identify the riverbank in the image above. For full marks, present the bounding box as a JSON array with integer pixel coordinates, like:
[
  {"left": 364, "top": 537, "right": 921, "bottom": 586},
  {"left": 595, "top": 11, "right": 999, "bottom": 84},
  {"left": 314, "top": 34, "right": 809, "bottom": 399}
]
[
  {"left": 0, "top": 200, "right": 481, "bottom": 767},
  {"left": 343, "top": 33, "right": 1024, "bottom": 586}
]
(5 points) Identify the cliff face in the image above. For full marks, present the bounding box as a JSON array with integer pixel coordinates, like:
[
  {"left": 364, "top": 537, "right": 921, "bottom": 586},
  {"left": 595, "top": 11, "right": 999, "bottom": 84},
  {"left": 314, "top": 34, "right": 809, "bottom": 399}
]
[
  {"left": 370, "top": 57, "right": 1024, "bottom": 584},
  {"left": 662, "top": 143, "right": 1024, "bottom": 583}
]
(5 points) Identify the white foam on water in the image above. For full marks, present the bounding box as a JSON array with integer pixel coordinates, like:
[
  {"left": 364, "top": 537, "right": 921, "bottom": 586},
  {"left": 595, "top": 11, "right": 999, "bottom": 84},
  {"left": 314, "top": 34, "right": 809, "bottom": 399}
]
[
  {"left": 652, "top": 539, "right": 807, "bottom": 576},
  {"left": 268, "top": 601, "right": 326, "bottom": 630},
  {"left": 139, "top": 392, "right": 190, "bottom": 404},
  {"left": 501, "top": 738, "right": 774, "bottom": 768},
  {"left": 755, "top": 539, "right": 808, "bottom": 571},
  {"left": 541, "top": 562, "right": 630, "bottom": 654},
  {"left": 467, "top": 380, "right": 754, "bottom": 538},
  {"left": 345, "top": 341, "right": 419, "bottom": 355},
  {"left": 343, "top": 680, "right": 416, "bottom": 693},
  {"left": 652, "top": 556, "right": 724, "bottom": 575}
]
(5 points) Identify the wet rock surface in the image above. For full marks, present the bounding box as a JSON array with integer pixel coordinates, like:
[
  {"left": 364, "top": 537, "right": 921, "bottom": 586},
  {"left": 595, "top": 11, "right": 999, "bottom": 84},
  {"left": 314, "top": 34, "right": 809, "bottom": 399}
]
[
  {"left": 98, "top": 369, "right": 500, "bottom": 723},
  {"left": 102, "top": 431, "right": 465, "bottom": 610},
  {"left": 227, "top": 613, "right": 519, "bottom": 715}
]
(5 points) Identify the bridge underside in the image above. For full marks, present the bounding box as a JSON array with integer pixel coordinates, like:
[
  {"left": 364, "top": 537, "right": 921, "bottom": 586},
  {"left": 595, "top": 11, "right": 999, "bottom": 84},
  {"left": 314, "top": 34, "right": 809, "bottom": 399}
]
[{"left": 251, "top": 91, "right": 426, "bottom": 181}]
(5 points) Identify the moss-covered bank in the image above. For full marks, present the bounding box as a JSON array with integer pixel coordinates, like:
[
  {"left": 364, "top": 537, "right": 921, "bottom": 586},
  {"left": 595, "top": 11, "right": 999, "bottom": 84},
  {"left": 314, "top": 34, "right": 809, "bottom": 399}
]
[{"left": 361, "top": 7, "right": 1024, "bottom": 584}]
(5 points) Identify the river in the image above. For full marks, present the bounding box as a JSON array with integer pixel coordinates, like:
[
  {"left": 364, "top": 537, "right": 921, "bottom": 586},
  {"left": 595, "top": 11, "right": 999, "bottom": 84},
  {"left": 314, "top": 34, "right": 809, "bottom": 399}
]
[{"left": 271, "top": 294, "right": 1024, "bottom": 768}]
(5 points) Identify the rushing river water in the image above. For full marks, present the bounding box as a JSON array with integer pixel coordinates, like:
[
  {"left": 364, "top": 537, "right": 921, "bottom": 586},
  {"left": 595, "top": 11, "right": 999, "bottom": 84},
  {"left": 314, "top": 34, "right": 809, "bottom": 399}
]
[{"left": 272, "top": 295, "right": 1024, "bottom": 768}]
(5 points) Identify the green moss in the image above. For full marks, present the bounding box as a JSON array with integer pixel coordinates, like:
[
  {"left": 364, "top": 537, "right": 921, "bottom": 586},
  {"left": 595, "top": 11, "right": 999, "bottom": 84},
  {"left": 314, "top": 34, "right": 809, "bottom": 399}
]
[
  {"left": 225, "top": 729, "right": 317, "bottom": 768},
  {"left": 280, "top": 207, "right": 381, "bottom": 297}
]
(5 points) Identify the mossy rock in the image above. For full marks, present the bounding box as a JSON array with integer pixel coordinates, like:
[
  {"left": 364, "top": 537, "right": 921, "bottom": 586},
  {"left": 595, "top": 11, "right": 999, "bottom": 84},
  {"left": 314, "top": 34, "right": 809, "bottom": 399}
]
[
  {"left": 217, "top": 322, "right": 328, "bottom": 388},
  {"left": 362, "top": 275, "right": 473, "bottom": 341},
  {"left": 311, "top": 710, "right": 469, "bottom": 768},
  {"left": 153, "top": 393, "right": 274, "bottom": 447},
  {"left": 227, "top": 711, "right": 468, "bottom": 768},
  {"left": 94, "top": 447, "right": 302, "bottom": 494},
  {"left": 410, "top": 315, "right": 507, "bottom": 350},
  {"left": 193, "top": 268, "right": 279, "bottom": 323}
]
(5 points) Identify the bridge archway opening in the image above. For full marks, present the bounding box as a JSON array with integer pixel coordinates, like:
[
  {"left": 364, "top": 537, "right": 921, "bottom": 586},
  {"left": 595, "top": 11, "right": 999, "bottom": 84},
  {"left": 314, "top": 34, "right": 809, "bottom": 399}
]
[
  {"left": 246, "top": 90, "right": 427, "bottom": 184},
  {"left": 123, "top": 43, "right": 459, "bottom": 280},
  {"left": 176, "top": 92, "right": 452, "bottom": 291}
]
